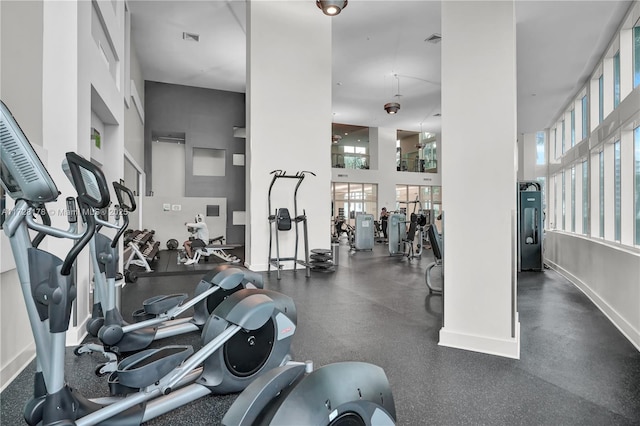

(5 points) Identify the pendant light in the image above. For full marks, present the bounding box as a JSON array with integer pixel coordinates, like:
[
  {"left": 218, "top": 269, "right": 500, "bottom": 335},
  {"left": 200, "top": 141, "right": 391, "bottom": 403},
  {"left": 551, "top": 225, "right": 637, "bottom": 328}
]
[
  {"left": 384, "top": 74, "right": 401, "bottom": 115},
  {"left": 316, "top": 0, "right": 348, "bottom": 16}
]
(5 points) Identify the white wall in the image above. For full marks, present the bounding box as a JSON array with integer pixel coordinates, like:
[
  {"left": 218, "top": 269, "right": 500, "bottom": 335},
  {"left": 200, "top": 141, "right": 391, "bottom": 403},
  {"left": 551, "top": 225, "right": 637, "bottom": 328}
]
[
  {"left": 545, "top": 232, "right": 640, "bottom": 349},
  {"left": 246, "top": 1, "right": 332, "bottom": 271},
  {"left": 0, "top": 0, "right": 45, "bottom": 390},
  {"left": 541, "top": 1, "right": 640, "bottom": 351},
  {"left": 1, "top": 0, "right": 130, "bottom": 388},
  {"left": 440, "top": 1, "right": 519, "bottom": 358},
  {"left": 125, "top": 38, "right": 145, "bottom": 167}
]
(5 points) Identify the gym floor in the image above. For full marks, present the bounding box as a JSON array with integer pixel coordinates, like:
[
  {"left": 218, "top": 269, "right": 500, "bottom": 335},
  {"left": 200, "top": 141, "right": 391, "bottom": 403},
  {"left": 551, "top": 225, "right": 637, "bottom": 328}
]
[{"left": 1, "top": 243, "right": 639, "bottom": 425}]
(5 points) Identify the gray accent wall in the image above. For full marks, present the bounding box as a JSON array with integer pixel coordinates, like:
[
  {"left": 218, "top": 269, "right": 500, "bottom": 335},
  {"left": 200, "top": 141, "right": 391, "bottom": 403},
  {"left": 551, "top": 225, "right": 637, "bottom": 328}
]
[{"left": 144, "top": 81, "right": 246, "bottom": 244}]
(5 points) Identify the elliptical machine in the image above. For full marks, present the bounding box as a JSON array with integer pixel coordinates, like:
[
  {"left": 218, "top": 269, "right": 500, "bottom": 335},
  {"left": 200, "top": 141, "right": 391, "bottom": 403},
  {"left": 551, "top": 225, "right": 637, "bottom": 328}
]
[
  {"left": 0, "top": 101, "right": 297, "bottom": 424},
  {"left": 1, "top": 100, "right": 397, "bottom": 426},
  {"left": 73, "top": 179, "right": 263, "bottom": 376}
]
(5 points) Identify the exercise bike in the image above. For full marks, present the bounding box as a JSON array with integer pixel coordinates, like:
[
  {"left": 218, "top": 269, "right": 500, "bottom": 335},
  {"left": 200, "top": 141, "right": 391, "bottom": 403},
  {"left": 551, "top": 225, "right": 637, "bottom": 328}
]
[{"left": 73, "top": 180, "right": 263, "bottom": 376}]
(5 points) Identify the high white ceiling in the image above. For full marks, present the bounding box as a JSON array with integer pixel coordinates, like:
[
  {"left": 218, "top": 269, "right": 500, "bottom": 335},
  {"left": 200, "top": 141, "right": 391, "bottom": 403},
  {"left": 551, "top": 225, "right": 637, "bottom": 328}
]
[{"left": 129, "top": 0, "right": 633, "bottom": 137}]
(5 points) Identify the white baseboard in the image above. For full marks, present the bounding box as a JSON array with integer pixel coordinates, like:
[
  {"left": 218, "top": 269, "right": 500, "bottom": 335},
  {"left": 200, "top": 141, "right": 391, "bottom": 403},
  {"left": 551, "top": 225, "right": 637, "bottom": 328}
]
[
  {"left": 1, "top": 342, "right": 36, "bottom": 392},
  {"left": 545, "top": 260, "right": 640, "bottom": 351},
  {"left": 439, "top": 321, "right": 521, "bottom": 359},
  {"left": 65, "top": 315, "right": 89, "bottom": 347},
  {"left": 245, "top": 262, "right": 298, "bottom": 273}
]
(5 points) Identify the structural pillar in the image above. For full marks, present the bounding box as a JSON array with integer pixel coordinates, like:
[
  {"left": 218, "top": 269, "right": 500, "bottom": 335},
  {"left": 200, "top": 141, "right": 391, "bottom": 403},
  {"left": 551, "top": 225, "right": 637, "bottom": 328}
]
[
  {"left": 246, "top": 1, "right": 332, "bottom": 271},
  {"left": 439, "top": 1, "right": 520, "bottom": 358}
]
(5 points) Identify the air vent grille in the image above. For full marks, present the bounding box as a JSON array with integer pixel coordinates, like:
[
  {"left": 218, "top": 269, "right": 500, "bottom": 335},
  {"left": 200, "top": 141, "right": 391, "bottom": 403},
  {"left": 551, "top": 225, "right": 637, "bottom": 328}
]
[
  {"left": 425, "top": 33, "right": 442, "bottom": 44},
  {"left": 183, "top": 32, "right": 200, "bottom": 42}
]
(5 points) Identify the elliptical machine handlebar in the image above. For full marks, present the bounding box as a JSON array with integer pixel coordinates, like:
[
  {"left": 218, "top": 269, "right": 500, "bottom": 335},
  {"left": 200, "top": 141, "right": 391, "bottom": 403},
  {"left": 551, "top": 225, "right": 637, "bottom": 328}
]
[
  {"left": 59, "top": 152, "right": 111, "bottom": 274},
  {"left": 113, "top": 181, "right": 136, "bottom": 213},
  {"left": 111, "top": 182, "right": 136, "bottom": 248}
]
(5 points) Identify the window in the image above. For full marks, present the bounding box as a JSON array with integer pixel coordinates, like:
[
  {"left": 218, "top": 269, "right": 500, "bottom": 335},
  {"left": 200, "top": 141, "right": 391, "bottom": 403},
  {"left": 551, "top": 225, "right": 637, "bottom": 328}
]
[
  {"left": 562, "top": 119, "right": 566, "bottom": 154},
  {"left": 554, "top": 175, "right": 558, "bottom": 229},
  {"left": 335, "top": 145, "right": 369, "bottom": 170},
  {"left": 599, "top": 150, "right": 605, "bottom": 238},
  {"left": 537, "top": 177, "right": 546, "bottom": 212},
  {"left": 395, "top": 184, "right": 441, "bottom": 225},
  {"left": 571, "top": 166, "right": 576, "bottom": 233},
  {"left": 598, "top": 75, "right": 604, "bottom": 124},
  {"left": 562, "top": 170, "right": 566, "bottom": 230},
  {"left": 614, "top": 141, "right": 621, "bottom": 242},
  {"left": 536, "top": 131, "right": 545, "bottom": 165},
  {"left": 332, "top": 182, "right": 377, "bottom": 226},
  {"left": 613, "top": 51, "right": 620, "bottom": 108},
  {"left": 581, "top": 95, "right": 588, "bottom": 142},
  {"left": 570, "top": 109, "right": 575, "bottom": 148},
  {"left": 635, "top": 126, "right": 640, "bottom": 245},
  {"left": 582, "top": 160, "right": 588, "bottom": 235},
  {"left": 553, "top": 128, "right": 557, "bottom": 160},
  {"left": 635, "top": 26, "right": 640, "bottom": 88}
]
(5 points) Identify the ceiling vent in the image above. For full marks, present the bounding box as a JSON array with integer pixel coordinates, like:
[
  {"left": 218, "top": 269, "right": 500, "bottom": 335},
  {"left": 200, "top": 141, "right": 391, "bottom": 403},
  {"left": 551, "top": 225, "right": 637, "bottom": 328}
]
[
  {"left": 425, "top": 33, "right": 442, "bottom": 44},
  {"left": 183, "top": 32, "right": 200, "bottom": 42}
]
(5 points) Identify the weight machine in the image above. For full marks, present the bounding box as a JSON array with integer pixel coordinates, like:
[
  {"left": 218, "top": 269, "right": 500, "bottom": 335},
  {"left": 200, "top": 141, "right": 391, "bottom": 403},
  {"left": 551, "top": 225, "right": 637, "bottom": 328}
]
[
  {"left": 398, "top": 198, "right": 428, "bottom": 260},
  {"left": 388, "top": 197, "right": 428, "bottom": 260},
  {"left": 518, "top": 181, "right": 543, "bottom": 271},
  {"left": 267, "top": 170, "right": 315, "bottom": 279}
]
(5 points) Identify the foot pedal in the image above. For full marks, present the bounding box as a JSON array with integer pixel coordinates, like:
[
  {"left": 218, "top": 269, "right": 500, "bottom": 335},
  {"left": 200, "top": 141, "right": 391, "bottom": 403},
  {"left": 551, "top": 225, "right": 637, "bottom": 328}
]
[
  {"left": 132, "top": 308, "right": 157, "bottom": 322},
  {"left": 142, "top": 294, "right": 188, "bottom": 315},
  {"left": 115, "top": 345, "right": 193, "bottom": 389}
]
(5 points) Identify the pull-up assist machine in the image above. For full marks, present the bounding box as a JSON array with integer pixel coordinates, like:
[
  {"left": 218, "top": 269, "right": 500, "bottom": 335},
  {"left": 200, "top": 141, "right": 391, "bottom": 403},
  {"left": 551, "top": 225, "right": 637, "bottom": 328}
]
[{"left": 267, "top": 170, "right": 315, "bottom": 279}]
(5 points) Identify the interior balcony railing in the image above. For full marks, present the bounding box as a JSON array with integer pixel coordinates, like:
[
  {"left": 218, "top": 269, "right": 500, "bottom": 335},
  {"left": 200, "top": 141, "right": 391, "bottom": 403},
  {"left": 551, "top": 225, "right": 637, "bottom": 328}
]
[{"left": 332, "top": 154, "right": 370, "bottom": 170}]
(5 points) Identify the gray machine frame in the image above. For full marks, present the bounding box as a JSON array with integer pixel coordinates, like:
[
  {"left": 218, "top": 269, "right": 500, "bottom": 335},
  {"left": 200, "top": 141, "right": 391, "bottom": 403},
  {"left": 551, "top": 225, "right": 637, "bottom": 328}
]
[
  {"left": 518, "top": 181, "right": 544, "bottom": 271},
  {"left": 387, "top": 213, "right": 406, "bottom": 255},
  {"left": 1, "top": 101, "right": 297, "bottom": 425},
  {"left": 73, "top": 180, "right": 263, "bottom": 376},
  {"left": 353, "top": 213, "right": 375, "bottom": 251},
  {"left": 267, "top": 170, "right": 314, "bottom": 279},
  {"left": 1, "top": 100, "right": 397, "bottom": 426}
]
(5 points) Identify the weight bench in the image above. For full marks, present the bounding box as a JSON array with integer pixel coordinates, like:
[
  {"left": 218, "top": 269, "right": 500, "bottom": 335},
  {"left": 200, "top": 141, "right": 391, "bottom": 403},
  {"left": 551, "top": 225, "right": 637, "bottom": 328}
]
[
  {"left": 189, "top": 235, "right": 241, "bottom": 265},
  {"left": 424, "top": 223, "right": 443, "bottom": 294}
]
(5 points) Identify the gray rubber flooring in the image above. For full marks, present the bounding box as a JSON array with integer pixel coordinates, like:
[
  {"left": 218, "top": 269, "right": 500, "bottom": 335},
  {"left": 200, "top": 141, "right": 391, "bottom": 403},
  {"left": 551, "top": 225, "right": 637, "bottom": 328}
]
[{"left": 1, "top": 243, "right": 639, "bottom": 425}]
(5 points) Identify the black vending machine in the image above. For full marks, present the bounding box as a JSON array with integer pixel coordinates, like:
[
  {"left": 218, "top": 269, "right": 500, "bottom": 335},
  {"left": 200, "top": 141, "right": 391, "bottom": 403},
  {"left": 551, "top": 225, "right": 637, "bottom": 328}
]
[{"left": 518, "top": 183, "right": 543, "bottom": 271}]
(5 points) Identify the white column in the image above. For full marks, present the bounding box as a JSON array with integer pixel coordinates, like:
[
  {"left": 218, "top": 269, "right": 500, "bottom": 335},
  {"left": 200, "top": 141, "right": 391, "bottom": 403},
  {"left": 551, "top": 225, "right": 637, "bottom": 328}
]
[
  {"left": 371, "top": 127, "right": 398, "bottom": 208},
  {"left": 246, "top": 1, "right": 332, "bottom": 271},
  {"left": 440, "top": 1, "right": 519, "bottom": 358}
]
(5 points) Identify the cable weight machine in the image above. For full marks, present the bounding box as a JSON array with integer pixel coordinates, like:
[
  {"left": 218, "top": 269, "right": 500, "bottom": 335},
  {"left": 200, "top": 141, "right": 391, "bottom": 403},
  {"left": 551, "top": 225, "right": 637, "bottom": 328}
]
[{"left": 267, "top": 170, "right": 315, "bottom": 279}]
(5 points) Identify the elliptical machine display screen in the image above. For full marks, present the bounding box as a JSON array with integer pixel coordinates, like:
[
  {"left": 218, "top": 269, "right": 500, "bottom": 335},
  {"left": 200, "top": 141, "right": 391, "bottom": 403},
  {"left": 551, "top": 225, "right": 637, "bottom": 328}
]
[{"left": 0, "top": 100, "right": 59, "bottom": 202}]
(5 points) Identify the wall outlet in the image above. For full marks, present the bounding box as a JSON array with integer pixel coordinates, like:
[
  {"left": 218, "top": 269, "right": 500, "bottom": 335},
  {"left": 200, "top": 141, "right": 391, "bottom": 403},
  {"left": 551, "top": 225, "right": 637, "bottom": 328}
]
[
  {"left": 172, "top": 204, "right": 181, "bottom": 211},
  {"left": 163, "top": 204, "right": 171, "bottom": 211}
]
